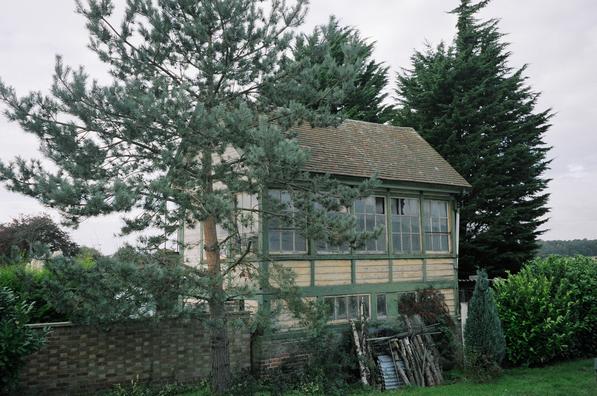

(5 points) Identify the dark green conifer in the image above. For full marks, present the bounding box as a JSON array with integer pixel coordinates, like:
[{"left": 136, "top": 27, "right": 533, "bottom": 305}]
[
  {"left": 295, "top": 16, "right": 394, "bottom": 123},
  {"left": 464, "top": 269, "right": 506, "bottom": 379},
  {"left": 395, "top": 0, "right": 552, "bottom": 277}
]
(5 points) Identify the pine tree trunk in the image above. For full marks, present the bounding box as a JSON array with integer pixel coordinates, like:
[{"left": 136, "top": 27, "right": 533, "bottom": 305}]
[{"left": 204, "top": 215, "right": 232, "bottom": 394}]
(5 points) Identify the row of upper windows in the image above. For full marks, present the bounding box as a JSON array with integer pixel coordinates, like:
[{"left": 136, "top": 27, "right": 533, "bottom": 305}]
[{"left": 267, "top": 192, "right": 452, "bottom": 255}]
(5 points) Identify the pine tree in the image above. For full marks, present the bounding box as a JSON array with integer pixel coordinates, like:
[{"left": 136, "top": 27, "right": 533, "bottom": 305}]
[
  {"left": 294, "top": 16, "right": 394, "bottom": 123},
  {"left": 464, "top": 269, "right": 505, "bottom": 379},
  {"left": 0, "top": 0, "right": 373, "bottom": 392},
  {"left": 394, "top": 0, "right": 552, "bottom": 277}
]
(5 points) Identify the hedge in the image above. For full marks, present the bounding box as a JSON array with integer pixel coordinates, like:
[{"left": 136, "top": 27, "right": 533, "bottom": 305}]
[{"left": 494, "top": 255, "right": 597, "bottom": 366}]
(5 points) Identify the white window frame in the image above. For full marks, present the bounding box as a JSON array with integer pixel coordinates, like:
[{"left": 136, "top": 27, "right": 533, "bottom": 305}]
[
  {"left": 324, "top": 294, "right": 370, "bottom": 322},
  {"left": 354, "top": 196, "right": 387, "bottom": 253},
  {"left": 423, "top": 199, "right": 451, "bottom": 253},
  {"left": 390, "top": 197, "right": 422, "bottom": 254},
  {"left": 267, "top": 190, "right": 307, "bottom": 255}
]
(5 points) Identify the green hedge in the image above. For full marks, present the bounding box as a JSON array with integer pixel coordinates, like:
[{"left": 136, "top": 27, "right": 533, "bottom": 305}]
[
  {"left": 0, "top": 264, "right": 66, "bottom": 323},
  {"left": 0, "top": 287, "right": 47, "bottom": 393},
  {"left": 494, "top": 256, "right": 597, "bottom": 366}
]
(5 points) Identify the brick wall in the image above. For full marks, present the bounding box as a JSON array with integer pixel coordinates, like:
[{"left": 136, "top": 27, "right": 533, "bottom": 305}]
[
  {"left": 252, "top": 334, "right": 310, "bottom": 373},
  {"left": 18, "top": 318, "right": 250, "bottom": 396}
]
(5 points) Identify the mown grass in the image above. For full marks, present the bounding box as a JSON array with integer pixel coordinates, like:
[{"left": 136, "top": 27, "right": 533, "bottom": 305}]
[
  {"left": 178, "top": 359, "right": 596, "bottom": 396},
  {"left": 353, "top": 359, "right": 596, "bottom": 396}
]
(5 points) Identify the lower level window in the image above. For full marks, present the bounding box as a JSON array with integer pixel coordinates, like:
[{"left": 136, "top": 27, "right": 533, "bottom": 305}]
[
  {"left": 376, "top": 293, "right": 387, "bottom": 318},
  {"left": 324, "top": 294, "right": 370, "bottom": 321}
]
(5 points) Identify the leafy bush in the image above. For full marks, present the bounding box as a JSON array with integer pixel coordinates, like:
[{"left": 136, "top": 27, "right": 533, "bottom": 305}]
[
  {"left": 0, "top": 214, "right": 78, "bottom": 263},
  {"left": 43, "top": 253, "right": 202, "bottom": 324},
  {"left": 494, "top": 255, "right": 597, "bottom": 366},
  {"left": 0, "top": 264, "right": 65, "bottom": 323},
  {"left": 464, "top": 269, "right": 506, "bottom": 380},
  {"left": 398, "top": 287, "right": 460, "bottom": 369},
  {"left": 298, "top": 300, "right": 357, "bottom": 395},
  {"left": 0, "top": 287, "right": 47, "bottom": 393}
]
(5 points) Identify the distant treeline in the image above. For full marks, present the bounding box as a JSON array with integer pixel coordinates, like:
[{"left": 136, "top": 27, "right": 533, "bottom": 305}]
[{"left": 538, "top": 239, "right": 597, "bottom": 257}]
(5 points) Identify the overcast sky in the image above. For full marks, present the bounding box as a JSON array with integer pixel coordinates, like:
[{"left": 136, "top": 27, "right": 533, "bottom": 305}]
[{"left": 1, "top": 1, "right": 596, "bottom": 253}]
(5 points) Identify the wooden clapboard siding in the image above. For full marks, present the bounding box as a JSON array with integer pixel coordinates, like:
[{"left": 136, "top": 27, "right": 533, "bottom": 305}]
[
  {"left": 274, "top": 261, "right": 311, "bottom": 287},
  {"left": 244, "top": 299, "right": 259, "bottom": 314},
  {"left": 392, "top": 259, "right": 424, "bottom": 281},
  {"left": 438, "top": 288, "right": 456, "bottom": 315},
  {"left": 314, "top": 260, "right": 351, "bottom": 286},
  {"left": 426, "top": 258, "right": 455, "bottom": 280},
  {"left": 355, "top": 260, "right": 390, "bottom": 284}
]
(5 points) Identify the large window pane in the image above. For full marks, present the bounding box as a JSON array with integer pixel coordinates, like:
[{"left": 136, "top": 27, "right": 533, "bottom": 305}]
[
  {"left": 326, "top": 295, "right": 371, "bottom": 322},
  {"left": 349, "top": 295, "right": 359, "bottom": 318},
  {"left": 316, "top": 206, "right": 351, "bottom": 254},
  {"left": 269, "top": 231, "right": 280, "bottom": 252},
  {"left": 267, "top": 190, "right": 307, "bottom": 254},
  {"left": 336, "top": 297, "right": 347, "bottom": 320},
  {"left": 423, "top": 199, "right": 450, "bottom": 252},
  {"left": 391, "top": 198, "right": 421, "bottom": 253},
  {"left": 377, "top": 294, "right": 387, "bottom": 318},
  {"left": 355, "top": 196, "right": 387, "bottom": 253}
]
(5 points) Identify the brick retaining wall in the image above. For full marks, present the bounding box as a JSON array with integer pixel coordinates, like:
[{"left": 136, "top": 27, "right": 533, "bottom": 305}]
[{"left": 18, "top": 318, "right": 250, "bottom": 395}]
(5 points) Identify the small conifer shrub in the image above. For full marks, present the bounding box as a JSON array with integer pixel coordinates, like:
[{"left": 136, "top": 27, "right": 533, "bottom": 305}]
[{"left": 464, "top": 269, "right": 506, "bottom": 380}]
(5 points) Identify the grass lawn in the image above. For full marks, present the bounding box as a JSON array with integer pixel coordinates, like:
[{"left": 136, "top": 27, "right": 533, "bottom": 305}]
[
  {"left": 179, "top": 359, "right": 596, "bottom": 395},
  {"left": 353, "top": 359, "right": 596, "bottom": 396}
]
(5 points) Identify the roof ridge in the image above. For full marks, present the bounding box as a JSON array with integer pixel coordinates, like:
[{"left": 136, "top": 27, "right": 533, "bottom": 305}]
[{"left": 343, "top": 118, "right": 416, "bottom": 132}]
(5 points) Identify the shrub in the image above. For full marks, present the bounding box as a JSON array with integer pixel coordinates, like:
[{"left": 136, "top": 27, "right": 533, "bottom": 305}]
[
  {"left": 0, "top": 264, "right": 65, "bottom": 323},
  {"left": 42, "top": 253, "right": 199, "bottom": 324},
  {"left": 264, "top": 300, "right": 357, "bottom": 395},
  {"left": 299, "top": 300, "right": 357, "bottom": 395},
  {"left": 106, "top": 377, "right": 205, "bottom": 396},
  {"left": 0, "top": 287, "right": 47, "bottom": 393},
  {"left": 494, "top": 255, "right": 597, "bottom": 366},
  {"left": 398, "top": 287, "right": 459, "bottom": 369},
  {"left": 0, "top": 214, "right": 78, "bottom": 263},
  {"left": 464, "top": 269, "right": 506, "bottom": 380}
]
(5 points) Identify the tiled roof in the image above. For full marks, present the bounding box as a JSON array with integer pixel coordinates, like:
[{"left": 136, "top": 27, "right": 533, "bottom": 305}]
[{"left": 294, "top": 119, "right": 471, "bottom": 189}]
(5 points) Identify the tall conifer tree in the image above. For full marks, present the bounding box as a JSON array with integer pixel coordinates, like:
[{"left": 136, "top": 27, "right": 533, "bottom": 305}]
[
  {"left": 295, "top": 17, "right": 394, "bottom": 123},
  {"left": 394, "top": 0, "right": 552, "bottom": 277},
  {"left": 0, "top": 0, "right": 373, "bottom": 392}
]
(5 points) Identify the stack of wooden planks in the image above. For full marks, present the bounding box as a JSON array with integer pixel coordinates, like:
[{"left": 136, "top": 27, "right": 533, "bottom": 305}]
[{"left": 368, "top": 315, "right": 444, "bottom": 388}]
